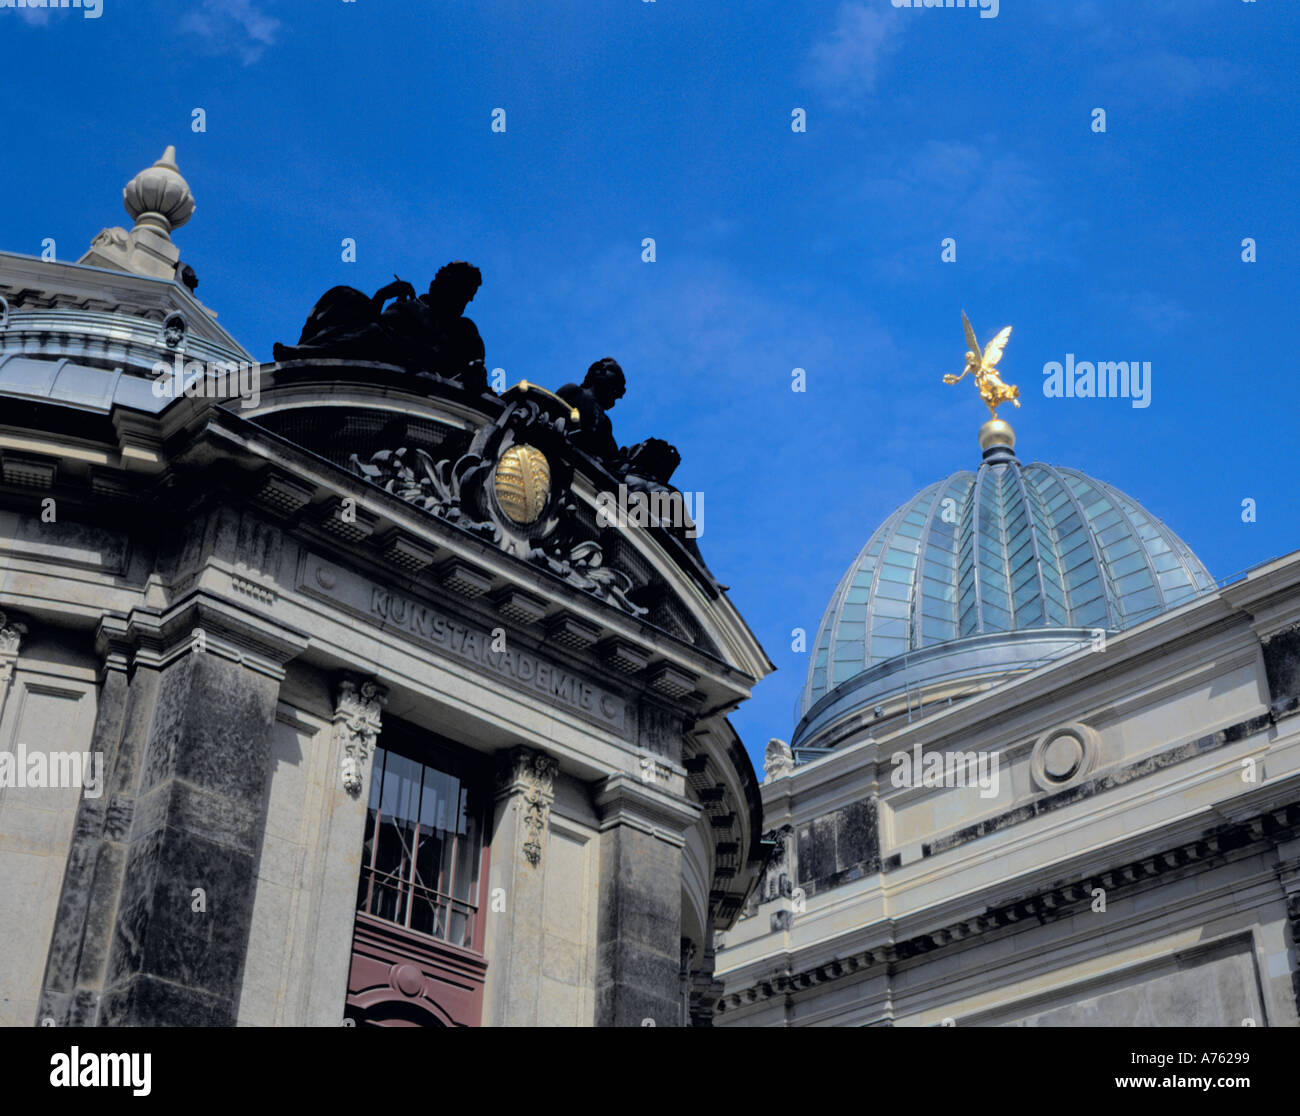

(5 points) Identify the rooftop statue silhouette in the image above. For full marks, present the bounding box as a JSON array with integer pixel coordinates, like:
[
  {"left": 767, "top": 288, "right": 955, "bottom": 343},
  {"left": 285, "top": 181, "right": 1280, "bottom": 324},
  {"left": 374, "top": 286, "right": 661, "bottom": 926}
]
[
  {"left": 273, "top": 261, "right": 488, "bottom": 393},
  {"left": 556, "top": 357, "right": 626, "bottom": 468}
]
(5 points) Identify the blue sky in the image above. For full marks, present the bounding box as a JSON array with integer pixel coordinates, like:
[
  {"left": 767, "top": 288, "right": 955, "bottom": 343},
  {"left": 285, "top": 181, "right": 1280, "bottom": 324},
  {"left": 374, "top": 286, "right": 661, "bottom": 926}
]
[{"left": 2, "top": 0, "right": 1297, "bottom": 770}]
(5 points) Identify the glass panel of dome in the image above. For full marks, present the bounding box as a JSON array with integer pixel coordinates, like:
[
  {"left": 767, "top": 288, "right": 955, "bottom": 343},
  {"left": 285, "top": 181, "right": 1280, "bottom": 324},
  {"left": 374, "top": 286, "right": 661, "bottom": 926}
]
[
  {"left": 879, "top": 563, "right": 913, "bottom": 585},
  {"left": 884, "top": 546, "right": 917, "bottom": 567},
  {"left": 1058, "top": 524, "right": 1087, "bottom": 552},
  {"left": 895, "top": 521, "right": 923, "bottom": 540},
  {"left": 872, "top": 636, "right": 907, "bottom": 660},
  {"left": 980, "top": 568, "right": 1009, "bottom": 595},
  {"left": 922, "top": 559, "right": 954, "bottom": 583},
  {"left": 1151, "top": 550, "right": 1182, "bottom": 573},
  {"left": 836, "top": 621, "right": 865, "bottom": 640},
  {"left": 1102, "top": 534, "right": 1141, "bottom": 561},
  {"left": 1115, "top": 569, "right": 1155, "bottom": 595},
  {"left": 1075, "top": 598, "right": 1107, "bottom": 626},
  {"left": 1066, "top": 569, "right": 1097, "bottom": 595},
  {"left": 1097, "top": 523, "right": 1131, "bottom": 548},
  {"left": 921, "top": 596, "right": 954, "bottom": 622},
  {"left": 922, "top": 576, "right": 956, "bottom": 603},
  {"left": 1090, "top": 507, "right": 1122, "bottom": 532},
  {"left": 846, "top": 585, "right": 871, "bottom": 603},
  {"left": 983, "top": 604, "right": 1011, "bottom": 630},
  {"left": 811, "top": 667, "right": 826, "bottom": 691},
  {"left": 1017, "top": 601, "right": 1044, "bottom": 627},
  {"left": 1157, "top": 567, "right": 1192, "bottom": 591},
  {"left": 1109, "top": 551, "right": 1149, "bottom": 578},
  {"left": 814, "top": 648, "right": 827, "bottom": 666},
  {"left": 982, "top": 587, "right": 1010, "bottom": 611},
  {"left": 924, "top": 619, "right": 956, "bottom": 641},
  {"left": 1122, "top": 586, "right": 1160, "bottom": 617},
  {"left": 876, "top": 578, "right": 911, "bottom": 602},
  {"left": 1010, "top": 572, "right": 1037, "bottom": 602},
  {"left": 1063, "top": 545, "right": 1095, "bottom": 575},
  {"left": 1054, "top": 521, "right": 1083, "bottom": 549},
  {"left": 1012, "top": 578, "right": 1041, "bottom": 608},
  {"left": 1145, "top": 538, "right": 1173, "bottom": 559},
  {"left": 1012, "top": 578, "right": 1039, "bottom": 608}
]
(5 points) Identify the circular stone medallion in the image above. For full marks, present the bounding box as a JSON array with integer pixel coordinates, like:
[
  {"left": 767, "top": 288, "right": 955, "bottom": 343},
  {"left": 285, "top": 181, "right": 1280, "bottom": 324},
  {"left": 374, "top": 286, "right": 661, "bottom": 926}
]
[
  {"left": 1042, "top": 732, "right": 1084, "bottom": 781},
  {"left": 494, "top": 444, "right": 551, "bottom": 525}
]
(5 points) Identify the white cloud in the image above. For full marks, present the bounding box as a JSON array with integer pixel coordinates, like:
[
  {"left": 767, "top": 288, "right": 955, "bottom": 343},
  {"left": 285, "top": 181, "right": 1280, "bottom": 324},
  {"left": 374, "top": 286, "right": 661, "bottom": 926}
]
[
  {"left": 180, "top": 0, "right": 281, "bottom": 66},
  {"left": 860, "top": 139, "right": 1071, "bottom": 278},
  {"left": 1096, "top": 50, "right": 1244, "bottom": 106},
  {"left": 806, "top": 3, "right": 906, "bottom": 103}
]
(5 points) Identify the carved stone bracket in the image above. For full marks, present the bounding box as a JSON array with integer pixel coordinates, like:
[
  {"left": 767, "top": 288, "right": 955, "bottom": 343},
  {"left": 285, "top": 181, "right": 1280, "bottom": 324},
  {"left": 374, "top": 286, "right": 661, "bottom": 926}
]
[
  {"left": 0, "top": 610, "right": 28, "bottom": 656},
  {"left": 496, "top": 746, "right": 560, "bottom": 867},
  {"left": 334, "top": 677, "right": 388, "bottom": 796},
  {"left": 0, "top": 610, "right": 28, "bottom": 718}
]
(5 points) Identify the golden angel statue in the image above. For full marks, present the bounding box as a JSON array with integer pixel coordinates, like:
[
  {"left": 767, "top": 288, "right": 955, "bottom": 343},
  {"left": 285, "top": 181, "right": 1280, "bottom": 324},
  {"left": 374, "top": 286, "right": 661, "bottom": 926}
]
[{"left": 943, "top": 311, "right": 1020, "bottom": 418}]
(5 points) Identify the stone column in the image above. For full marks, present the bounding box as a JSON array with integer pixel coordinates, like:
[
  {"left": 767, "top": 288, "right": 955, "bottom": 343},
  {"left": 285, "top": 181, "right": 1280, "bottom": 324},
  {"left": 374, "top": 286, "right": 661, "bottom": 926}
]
[
  {"left": 482, "top": 746, "right": 559, "bottom": 1026},
  {"left": 687, "top": 920, "right": 725, "bottom": 1026},
  {"left": 592, "top": 774, "right": 700, "bottom": 1026},
  {"left": 37, "top": 596, "right": 306, "bottom": 1026},
  {"left": 1275, "top": 836, "right": 1300, "bottom": 1020}
]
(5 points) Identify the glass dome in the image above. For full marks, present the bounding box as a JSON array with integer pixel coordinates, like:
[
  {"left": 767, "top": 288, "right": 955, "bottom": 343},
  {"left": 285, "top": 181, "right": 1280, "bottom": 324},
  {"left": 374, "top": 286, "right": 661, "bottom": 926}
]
[{"left": 797, "top": 448, "right": 1215, "bottom": 740}]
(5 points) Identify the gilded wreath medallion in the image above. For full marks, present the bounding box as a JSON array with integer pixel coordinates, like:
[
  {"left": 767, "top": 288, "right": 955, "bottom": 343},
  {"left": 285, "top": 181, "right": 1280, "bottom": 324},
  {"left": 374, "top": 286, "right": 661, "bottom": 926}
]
[{"left": 493, "top": 444, "right": 551, "bottom": 525}]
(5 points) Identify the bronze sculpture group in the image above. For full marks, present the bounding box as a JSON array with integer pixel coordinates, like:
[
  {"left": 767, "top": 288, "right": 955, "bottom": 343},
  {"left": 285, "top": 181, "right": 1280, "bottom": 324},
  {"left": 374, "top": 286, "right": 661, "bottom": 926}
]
[{"left": 275, "top": 262, "right": 689, "bottom": 502}]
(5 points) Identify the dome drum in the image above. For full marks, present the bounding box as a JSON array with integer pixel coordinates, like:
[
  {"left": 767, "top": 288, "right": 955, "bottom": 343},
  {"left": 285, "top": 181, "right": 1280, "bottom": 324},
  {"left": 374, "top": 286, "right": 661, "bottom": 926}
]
[{"left": 793, "top": 627, "right": 1100, "bottom": 750}]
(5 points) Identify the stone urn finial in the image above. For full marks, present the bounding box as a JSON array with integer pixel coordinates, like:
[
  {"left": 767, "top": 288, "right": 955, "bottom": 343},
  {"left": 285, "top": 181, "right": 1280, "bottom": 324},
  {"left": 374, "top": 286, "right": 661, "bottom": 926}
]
[{"left": 122, "top": 146, "right": 196, "bottom": 234}]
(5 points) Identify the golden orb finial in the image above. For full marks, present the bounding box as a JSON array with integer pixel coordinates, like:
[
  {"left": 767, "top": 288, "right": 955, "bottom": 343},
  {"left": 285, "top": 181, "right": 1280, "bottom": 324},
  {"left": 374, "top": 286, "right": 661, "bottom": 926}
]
[{"left": 978, "top": 418, "right": 1016, "bottom": 452}]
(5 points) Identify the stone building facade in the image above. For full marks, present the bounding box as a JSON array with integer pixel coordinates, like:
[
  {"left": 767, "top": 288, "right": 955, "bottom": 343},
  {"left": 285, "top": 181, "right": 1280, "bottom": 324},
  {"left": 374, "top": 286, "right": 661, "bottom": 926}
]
[{"left": 0, "top": 150, "right": 770, "bottom": 1027}]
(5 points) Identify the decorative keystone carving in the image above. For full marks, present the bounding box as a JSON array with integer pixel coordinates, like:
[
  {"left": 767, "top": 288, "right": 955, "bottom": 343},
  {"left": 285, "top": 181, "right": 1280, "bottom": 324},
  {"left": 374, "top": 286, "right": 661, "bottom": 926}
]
[
  {"left": 334, "top": 678, "right": 387, "bottom": 796},
  {"left": 497, "top": 746, "right": 560, "bottom": 868}
]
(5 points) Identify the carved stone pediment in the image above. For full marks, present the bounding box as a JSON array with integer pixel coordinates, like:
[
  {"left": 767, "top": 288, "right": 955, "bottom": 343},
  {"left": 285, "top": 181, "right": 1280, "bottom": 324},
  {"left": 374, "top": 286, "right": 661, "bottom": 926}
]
[{"left": 350, "top": 383, "right": 647, "bottom": 617}]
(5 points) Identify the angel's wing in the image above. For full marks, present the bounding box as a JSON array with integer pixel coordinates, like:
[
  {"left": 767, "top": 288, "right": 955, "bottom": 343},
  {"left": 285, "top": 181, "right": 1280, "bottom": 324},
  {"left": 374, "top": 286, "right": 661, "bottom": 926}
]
[
  {"left": 982, "top": 325, "right": 1012, "bottom": 367},
  {"left": 962, "top": 311, "right": 979, "bottom": 356}
]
